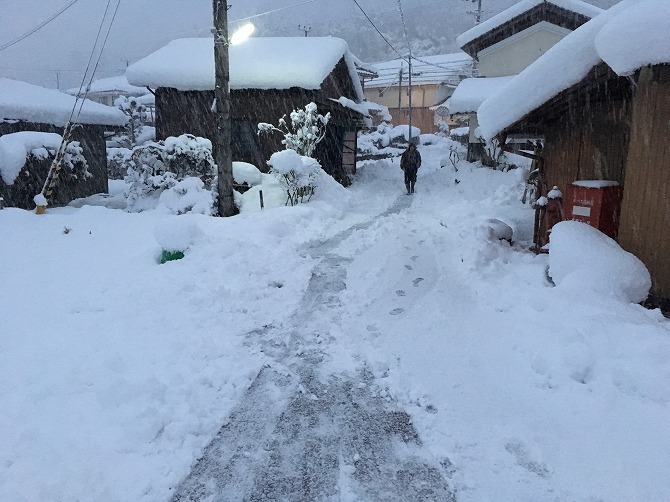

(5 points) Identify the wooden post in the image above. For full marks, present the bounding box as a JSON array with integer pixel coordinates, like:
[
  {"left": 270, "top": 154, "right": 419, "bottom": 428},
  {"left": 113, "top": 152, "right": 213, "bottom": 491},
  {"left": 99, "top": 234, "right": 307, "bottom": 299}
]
[{"left": 213, "top": 0, "right": 237, "bottom": 217}]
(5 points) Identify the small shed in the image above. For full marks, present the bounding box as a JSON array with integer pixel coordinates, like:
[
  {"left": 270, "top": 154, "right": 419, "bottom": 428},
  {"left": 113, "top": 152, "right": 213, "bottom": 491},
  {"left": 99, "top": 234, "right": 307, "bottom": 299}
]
[
  {"left": 66, "top": 75, "right": 149, "bottom": 106},
  {"left": 477, "top": 0, "right": 670, "bottom": 305},
  {"left": 0, "top": 78, "right": 127, "bottom": 209},
  {"left": 127, "top": 37, "right": 368, "bottom": 186}
]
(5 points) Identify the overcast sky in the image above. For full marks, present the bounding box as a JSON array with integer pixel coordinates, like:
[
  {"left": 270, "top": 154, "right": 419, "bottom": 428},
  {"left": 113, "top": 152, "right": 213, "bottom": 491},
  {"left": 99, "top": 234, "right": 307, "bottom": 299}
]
[{"left": 0, "top": 0, "right": 619, "bottom": 90}]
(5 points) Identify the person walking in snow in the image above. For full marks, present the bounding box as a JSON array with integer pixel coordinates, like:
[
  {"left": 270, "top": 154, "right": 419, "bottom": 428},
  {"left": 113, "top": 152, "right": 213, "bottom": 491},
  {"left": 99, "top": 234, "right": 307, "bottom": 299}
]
[{"left": 400, "top": 142, "right": 421, "bottom": 194}]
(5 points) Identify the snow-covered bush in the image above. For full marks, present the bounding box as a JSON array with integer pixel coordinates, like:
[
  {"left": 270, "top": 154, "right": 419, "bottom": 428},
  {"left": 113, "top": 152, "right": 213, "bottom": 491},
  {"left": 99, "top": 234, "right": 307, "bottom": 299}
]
[
  {"left": 111, "top": 95, "right": 149, "bottom": 148},
  {"left": 107, "top": 147, "right": 132, "bottom": 180},
  {"left": 157, "top": 177, "right": 214, "bottom": 215},
  {"left": 258, "top": 102, "right": 330, "bottom": 157},
  {"left": 232, "top": 161, "right": 263, "bottom": 191},
  {"left": 548, "top": 221, "right": 651, "bottom": 303},
  {"left": 267, "top": 149, "right": 321, "bottom": 206},
  {"left": 124, "top": 134, "right": 216, "bottom": 213}
]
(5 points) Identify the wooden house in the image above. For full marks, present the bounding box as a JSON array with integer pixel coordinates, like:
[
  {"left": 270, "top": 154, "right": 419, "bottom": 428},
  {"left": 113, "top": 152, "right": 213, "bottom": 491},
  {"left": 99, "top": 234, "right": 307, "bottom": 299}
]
[
  {"left": 362, "top": 53, "right": 473, "bottom": 134},
  {"left": 127, "top": 37, "right": 369, "bottom": 186},
  {"left": 0, "top": 78, "right": 127, "bottom": 209},
  {"left": 476, "top": 0, "right": 670, "bottom": 305},
  {"left": 453, "top": 0, "right": 601, "bottom": 161}
]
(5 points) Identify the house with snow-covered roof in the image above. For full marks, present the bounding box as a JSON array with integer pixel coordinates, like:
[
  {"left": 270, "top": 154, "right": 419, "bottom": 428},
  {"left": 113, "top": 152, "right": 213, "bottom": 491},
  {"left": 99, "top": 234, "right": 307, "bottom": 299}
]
[
  {"left": 476, "top": 0, "right": 670, "bottom": 307},
  {"left": 453, "top": 0, "right": 601, "bottom": 161},
  {"left": 362, "top": 52, "right": 474, "bottom": 134},
  {"left": 126, "top": 37, "right": 369, "bottom": 186},
  {"left": 66, "top": 75, "right": 149, "bottom": 106},
  {"left": 0, "top": 78, "right": 127, "bottom": 209}
]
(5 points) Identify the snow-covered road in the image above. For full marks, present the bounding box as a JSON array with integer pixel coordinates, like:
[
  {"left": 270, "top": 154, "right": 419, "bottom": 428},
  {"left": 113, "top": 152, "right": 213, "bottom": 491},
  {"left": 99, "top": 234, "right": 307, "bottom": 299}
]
[
  {"left": 171, "top": 194, "right": 456, "bottom": 501},
  {"left": 2, "top": 139, "right": 669, "bottom": 502}
]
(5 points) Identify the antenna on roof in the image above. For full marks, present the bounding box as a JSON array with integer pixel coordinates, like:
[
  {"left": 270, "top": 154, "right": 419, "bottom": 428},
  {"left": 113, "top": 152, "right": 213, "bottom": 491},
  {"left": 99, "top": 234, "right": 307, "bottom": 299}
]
[
  {"left": 466, "top": 0, "right": 484, "bottom": 24},
  {"left": 298, "top": 24, "right": 311, "bottom": 37}
]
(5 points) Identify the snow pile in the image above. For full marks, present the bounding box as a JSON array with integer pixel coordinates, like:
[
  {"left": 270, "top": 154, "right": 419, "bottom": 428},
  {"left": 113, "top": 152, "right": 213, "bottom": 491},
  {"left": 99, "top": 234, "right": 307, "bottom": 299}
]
[
  {"left": 0, "top": 78, "right": 127, "bottom": 127},
  {"left": 449, "top": 76, "right": 514, "bottom": 114},
  {"left": 594, "top": 0, "right": 670, "bottom": 76},
  {"left": 127, "top": 37, "right": 364, "bottom": 100},
  {"left": 477, "top": 0, "right": 661, "bottom": 140},
  {"left": 237, "top": 173, "right": 287, "bottom": 212},
  {"left": 457, "top": 0, "right": 602, "bottom": 48},
  {"left": 390, "top": 125, "right": 421, "bottom": 142},
  {"left": 157, "top": 177, "right": 214, "bottom": 215},
  {"left": 0, "top": 131, "right": 62, "bottom": 184},
  {"left": 548, "top": 220, "right": 651, "bottom": 303},
  {"left": 153, "top": 218, "right": 204, "bottom": 252},
  {"left": 233, "top": 161, "right": 263, "bottom": 186}
]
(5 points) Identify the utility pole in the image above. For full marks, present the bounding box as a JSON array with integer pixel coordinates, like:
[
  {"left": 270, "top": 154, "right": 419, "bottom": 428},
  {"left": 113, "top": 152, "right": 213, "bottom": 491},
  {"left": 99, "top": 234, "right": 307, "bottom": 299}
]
[
  {"left": 213, "top": 0, "right": 237, "bottom": 217},
  {"left": 298, "top": 24, "right": 311, "bottom": 37},
  {"left": 408, "top": 55, "right": 413, "bottom": 142},
  {"left": 55, "top": 70, "right": 61, "bottom": 90},
  {"left": 397, "top": 64, "right": 403, "bottom": 123},
  {"left": 475, "top": 0, "right": 483, "bottom": 23}
]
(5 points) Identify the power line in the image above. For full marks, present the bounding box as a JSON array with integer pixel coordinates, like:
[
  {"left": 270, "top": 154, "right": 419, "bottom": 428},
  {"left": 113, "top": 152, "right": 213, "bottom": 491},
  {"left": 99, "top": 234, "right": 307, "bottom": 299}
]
[
  {"left": 352, "top": 0, "right": 407, "bottom": 62},
  {"left": 0, "top": 0, "right": 80, "bottom": 52}
]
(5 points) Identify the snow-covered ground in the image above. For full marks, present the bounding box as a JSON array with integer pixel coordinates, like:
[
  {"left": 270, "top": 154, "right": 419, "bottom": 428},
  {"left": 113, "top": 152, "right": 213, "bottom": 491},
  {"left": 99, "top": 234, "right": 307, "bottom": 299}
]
[{"left": 1, "top": 139, "right": 669, "bottom": 501}]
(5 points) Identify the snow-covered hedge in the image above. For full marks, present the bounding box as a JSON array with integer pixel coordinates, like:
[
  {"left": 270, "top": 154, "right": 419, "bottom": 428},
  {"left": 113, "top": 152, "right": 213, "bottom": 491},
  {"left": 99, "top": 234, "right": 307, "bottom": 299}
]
[
  {"left": 124, "top": 134, "right": 216, "bottom": 213},
  {"left": 548, "top": 221, "right": 651, "bottom": 303}
]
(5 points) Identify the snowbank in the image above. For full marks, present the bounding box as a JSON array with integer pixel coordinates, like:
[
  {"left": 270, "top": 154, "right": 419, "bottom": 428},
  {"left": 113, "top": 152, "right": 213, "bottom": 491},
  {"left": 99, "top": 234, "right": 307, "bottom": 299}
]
[
  {"left": 0, "top": 131, "right": 62, "bottom": 184},
  {"left": 390, "top": 125, "right": 421, "bottom": 142},
  {"left": 594, "top": 0, "right": 670, "bottom": 76},
  {"left": 548, "top": 220, "right": 651, "bottom": 303},
  {"left": 0, "top": 78, "right": 127, "bottom": 127}
]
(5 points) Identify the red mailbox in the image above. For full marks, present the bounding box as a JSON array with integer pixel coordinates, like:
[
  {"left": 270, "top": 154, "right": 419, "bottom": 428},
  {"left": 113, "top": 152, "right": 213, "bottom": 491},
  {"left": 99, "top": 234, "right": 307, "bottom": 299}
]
[{"left": 565, "top": 180, "right": 623, "bottom": 239}]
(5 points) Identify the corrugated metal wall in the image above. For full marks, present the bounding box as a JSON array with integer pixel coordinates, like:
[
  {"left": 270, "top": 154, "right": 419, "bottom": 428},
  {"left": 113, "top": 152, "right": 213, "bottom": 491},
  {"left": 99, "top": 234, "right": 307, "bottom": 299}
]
[{"left": 618, "top": 65, "right": 670, "bottom": 299}]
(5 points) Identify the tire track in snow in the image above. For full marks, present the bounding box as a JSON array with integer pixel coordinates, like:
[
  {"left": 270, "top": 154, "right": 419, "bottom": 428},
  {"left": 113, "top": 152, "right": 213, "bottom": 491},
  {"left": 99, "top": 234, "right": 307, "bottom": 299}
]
[{"left": 170, "top": 194, "right": 456, "bottom": 501}]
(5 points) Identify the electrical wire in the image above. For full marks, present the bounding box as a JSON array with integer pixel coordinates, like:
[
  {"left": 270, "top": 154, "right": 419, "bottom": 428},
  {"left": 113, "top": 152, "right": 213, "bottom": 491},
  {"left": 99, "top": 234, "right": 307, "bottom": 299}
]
[
  {"left": 352, "top": 0, "right": 407, "bottom": 62},
  {"left": 0, "top": 0, "right": 80, "bottom": 52},
  {"left": 74, "top": 0, "right": 121, "bottom": 122}
]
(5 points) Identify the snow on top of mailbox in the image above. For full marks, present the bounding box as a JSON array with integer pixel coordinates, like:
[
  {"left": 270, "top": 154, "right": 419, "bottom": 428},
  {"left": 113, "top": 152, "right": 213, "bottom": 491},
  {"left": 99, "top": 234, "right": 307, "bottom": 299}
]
[
  {"left": 572, "top": 180, "right": 619, "bottom": 188},
  {"left": 126, "top": 37, "right": 364, "bottom": 100},
  {"left": 594, "top": 0, "right": 670, "bottom": 76},
  {"left": 456, "top": 0, "right": 602, "bottom": 48},
  {"left": 0, "top": 78, "right": 128, "bottom": 127},
  {"left": 476, "top": 0, "right": 640, "bottom": 140}
]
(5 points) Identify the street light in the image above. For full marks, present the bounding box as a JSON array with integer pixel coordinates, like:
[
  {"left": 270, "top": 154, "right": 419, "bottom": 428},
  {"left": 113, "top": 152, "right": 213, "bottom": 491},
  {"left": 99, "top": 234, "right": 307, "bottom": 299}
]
[{"left": 231, "top": 22, "right": 255, "bottom": 45}]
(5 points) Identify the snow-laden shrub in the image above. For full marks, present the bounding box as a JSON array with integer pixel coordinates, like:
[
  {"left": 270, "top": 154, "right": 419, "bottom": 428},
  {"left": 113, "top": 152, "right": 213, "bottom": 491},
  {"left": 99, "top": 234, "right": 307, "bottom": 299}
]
[
  {"left": 258, "top": 102, "right": 330, "bottom": 157},
  {"left": 232, "top": 161, "right": 263, "bottom": 189},
  {"left": 548, "top": 221, "right": 651, "bottom": 303},
  {"left": 157, "top": 177, "right": 214, "bottom": 215},
  {"left": 267, "top": 149, "right": 321, "bottom": 206},
  {"left": 124, "top": 134, "right": 216, "bottom": 213},
  {"left": 111, "top": 95, "right": 149, "bottom": 148},
  {"left": 107, "top": 147, "right": 132, "bottom": 180}
]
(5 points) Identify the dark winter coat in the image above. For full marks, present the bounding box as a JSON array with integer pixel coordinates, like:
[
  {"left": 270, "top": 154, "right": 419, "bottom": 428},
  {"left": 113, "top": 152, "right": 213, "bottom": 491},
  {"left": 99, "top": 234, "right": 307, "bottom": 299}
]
[{"left": 401, "top": 147, "right": 421, "bottom": 174}]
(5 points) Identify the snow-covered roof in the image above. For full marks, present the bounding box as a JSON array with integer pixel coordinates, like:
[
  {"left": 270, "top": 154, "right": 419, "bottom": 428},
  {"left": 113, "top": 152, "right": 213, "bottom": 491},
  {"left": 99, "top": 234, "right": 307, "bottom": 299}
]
[
  {"left": 364, "top": 53, "right": 473, "bottom": 88},
  {"left": 66, "top": 75, "right": 147, "bottom": 97},
  {"left": 457, "top": 0, "right": 602, "bottom": 49},
  {"left": 127, "top": 37, "right": 364, "bottom": 101},
  {"left": 449, "top": 76, "right": 515, "bottom": 114},
  {"left": 0, "top": 78, "right": 128, "bottom": 127},
  {"left": 594, "top": 0, "right": 670, "bottom": 76},
  {"left": 476, "top": 0, "right": 665, "bottom": 140}
]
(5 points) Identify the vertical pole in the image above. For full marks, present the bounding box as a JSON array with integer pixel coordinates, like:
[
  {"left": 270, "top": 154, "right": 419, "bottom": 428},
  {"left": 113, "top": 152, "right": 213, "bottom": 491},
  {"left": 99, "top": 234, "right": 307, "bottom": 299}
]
[
  {"left": 408, "top": 55, "right": 413, "bottom": 142},
  {"left": 213, "top": 0, "right": 237, "bottom": 216},
  {"left": 476, "top": 0, "right": 483, "bottom": 23},
  {"left": 55, "top": 71, "right": 60, "bottom": 90},
  {"left": 397, "top": 65, "right": 403, "bottom": 126}
]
